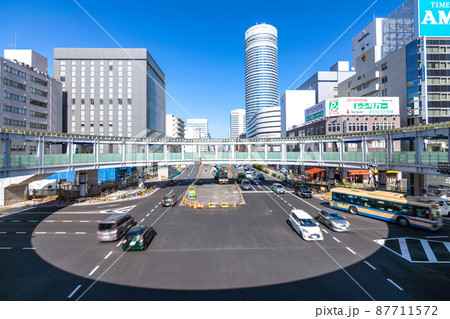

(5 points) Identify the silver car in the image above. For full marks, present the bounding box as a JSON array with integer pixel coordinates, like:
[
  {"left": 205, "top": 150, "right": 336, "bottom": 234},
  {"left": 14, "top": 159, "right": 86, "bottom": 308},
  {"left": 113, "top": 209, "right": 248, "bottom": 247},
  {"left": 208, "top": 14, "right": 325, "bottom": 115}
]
[
  {"left": 271, "top": 183, "right": 285, "bottom": 194},
  {"left": 318, "top": 209, "right": 351, "bottom": 232}
]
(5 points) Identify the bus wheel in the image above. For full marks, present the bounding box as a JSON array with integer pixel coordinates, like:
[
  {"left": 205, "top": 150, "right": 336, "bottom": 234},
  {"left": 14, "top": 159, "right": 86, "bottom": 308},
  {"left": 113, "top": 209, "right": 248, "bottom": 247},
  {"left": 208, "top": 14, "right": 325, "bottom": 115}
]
[
  {"left": 349, "top": 207, "right": 358, "bottom": 215},
  {"left": 397, "top": 217, "right": 409, "bottom": 227}
]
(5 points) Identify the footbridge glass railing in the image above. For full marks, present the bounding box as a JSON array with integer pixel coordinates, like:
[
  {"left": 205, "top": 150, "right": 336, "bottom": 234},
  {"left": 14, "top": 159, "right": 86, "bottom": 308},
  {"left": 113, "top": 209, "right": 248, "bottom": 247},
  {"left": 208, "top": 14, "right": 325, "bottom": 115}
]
[{"left": 44, "top": 154, "right": 69, "bottom": 165}]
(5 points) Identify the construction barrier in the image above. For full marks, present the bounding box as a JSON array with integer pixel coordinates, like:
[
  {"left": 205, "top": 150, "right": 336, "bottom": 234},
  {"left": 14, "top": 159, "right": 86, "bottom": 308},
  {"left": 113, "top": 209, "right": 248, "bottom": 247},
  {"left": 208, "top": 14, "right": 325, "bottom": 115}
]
[
  {"left": 221, "top": 202, "right": 229, "bottom": 208},
  {"left": 208, "top": 202, "right": 216, "bottom": 208}
]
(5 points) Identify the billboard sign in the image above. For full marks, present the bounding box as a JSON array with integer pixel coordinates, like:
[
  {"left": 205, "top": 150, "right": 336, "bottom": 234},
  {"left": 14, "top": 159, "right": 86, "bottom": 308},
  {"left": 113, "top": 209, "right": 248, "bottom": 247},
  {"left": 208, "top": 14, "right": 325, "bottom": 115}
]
[
  {"left": 305, "top": 102, "right": 325, "bottom": 122},
  {"left": 417, "top": 0, "right": 450, "bottom": 37},
  {"left": 304, "top": 97, "right": 400, "bottom": 122}
]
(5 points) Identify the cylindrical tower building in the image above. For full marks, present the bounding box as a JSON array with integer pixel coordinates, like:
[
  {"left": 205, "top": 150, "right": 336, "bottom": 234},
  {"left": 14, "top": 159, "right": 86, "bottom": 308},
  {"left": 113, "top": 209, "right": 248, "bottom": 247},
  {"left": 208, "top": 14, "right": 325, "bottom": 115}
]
[{"left": 245, "top": 23, "right": 278, "bottom": 126}]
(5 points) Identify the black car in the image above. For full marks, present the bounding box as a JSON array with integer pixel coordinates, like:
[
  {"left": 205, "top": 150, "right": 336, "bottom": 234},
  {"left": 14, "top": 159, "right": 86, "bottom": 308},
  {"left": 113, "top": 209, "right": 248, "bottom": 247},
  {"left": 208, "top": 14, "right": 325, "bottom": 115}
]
[
  {"left": 162, "top": 194, "right": 177, "bottom": 207},
  {"left": 295, "top": 186, "right": 312, "bottom": 198},
  {"left": 257, "top": 173, "right": 265, "bottom": 180},
  {"left": 122, "top": 225, "right": 156, "bottom": 251}
]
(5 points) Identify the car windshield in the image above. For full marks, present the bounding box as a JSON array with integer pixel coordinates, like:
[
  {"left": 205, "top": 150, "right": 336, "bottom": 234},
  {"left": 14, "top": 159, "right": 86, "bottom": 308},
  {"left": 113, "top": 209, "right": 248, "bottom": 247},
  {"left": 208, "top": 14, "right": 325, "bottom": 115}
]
[
  {"left": 127, "top": 227, "right": 144, "bottom": 238},
  {"left": 243, "top": 181, "right": 250, "bottom": 185},
  {"left": 329, "top": 212, "right": 344, "bottom": 220},
  {"left": 98, "top": 223, "right": 115, "bottom": 231},
  {"left": 300, "top": 187, "right": 310, "bottom": 192},
  {"left": 300, "top": 219, "right": 317, "bottom": 227},
  {"left": 164, "top": 196, "right": 173, "bottom": 201}
]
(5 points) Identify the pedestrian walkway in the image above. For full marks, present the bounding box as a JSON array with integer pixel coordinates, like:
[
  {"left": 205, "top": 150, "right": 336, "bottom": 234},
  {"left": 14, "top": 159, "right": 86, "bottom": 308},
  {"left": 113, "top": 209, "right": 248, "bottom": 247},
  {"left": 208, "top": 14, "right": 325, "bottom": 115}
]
[{"left": 374, "top": 237, "right": 450, "bottom": 263}]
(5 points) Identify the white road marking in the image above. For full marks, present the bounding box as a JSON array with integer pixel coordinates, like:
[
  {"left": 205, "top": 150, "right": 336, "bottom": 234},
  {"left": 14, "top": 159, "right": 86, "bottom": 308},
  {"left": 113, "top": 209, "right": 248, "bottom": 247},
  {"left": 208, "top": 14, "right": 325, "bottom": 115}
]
[
  {"left": 35, "top": 232, "right": 47, "bottom": 234},
  {"left": 102, "top": 204, "right": 119, "bottom": 207},
  {"left": 75, "top": 232, "right": 86, "bottom": 235},
  {"left": 0, "top": 232, "right": 6, "bottom": 234},
  {"left": 55, "top": 232, "right": 66, "bottom": 234},
  {"left": 321, "top": 228, "right": 328, "bottom": 234},
  {"left": 387, "top": 278, "right": 404, "bottom": 291},
  {"left": 11, "top": 220, "right": 20, "bottom": 223},
  {"left": 140, "top": 218, "right": 145, "bottom": 223},
  {"left": 104, "top": 251, "right": 113, "bottom": 260},
  {"left": 116, "top": 241, "right": 122, "bottom": 247},
  {"left": 88, "top": 266, "right": 99, "bottom": 276},
  {"left": 62, "top": 220, "right": 72, "bottom": 223},
  {"left": 168, "top": 190, "right": 173, "bottom": 195},
  {"left": 445, "top": 242, "right": 450, "bottom": 254},
  {"left": 398, "top": 238, "right": 411, "bottom": 262},
  {"left": 15, "top": 232, "right": 26, "bottom": 234},
  {"left": 333, "top": 237, "right": 341, "bottom": 243},
  {"left": 346, "top": 247, "right": 357, "bottom": 255},
  {"left": 151, "top": 209, "right": 154, "bottom": 212},
  {"left": 0, "top": 247, "right": 12, "bottom": 250},
  {"left": 22, "top": 247, "right": 35, "bottom": 250},
  {"left": 146, "top": 213, "right": 150, "bottom": 217},
  {"left": 45, "top": 220, "right": 55, "bottom": 223},
  {"left": 420, "top": 239, "right": 437, "bottom": 262},
  {"left": 28, "top": 220, "right": 38, "bottom": 223},
  {"left": 364, "top": 261, "right": 377, "bottom": 270},
  {"left": 80, "top": 220, "right": 90, "bottom": 223},
  {"left": 67, "top": 285, "right": 82, "bottom": 299},
  {"left": 0, "top": 220, "right": 3, "bottom": 222}
]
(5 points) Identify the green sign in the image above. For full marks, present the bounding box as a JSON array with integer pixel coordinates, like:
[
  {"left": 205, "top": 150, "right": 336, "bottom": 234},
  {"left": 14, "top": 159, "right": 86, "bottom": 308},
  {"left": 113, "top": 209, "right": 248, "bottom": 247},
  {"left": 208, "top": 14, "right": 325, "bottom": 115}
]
[
  {"left": 305, "top": 110, "right": 324, "bottom": 122},
  {"left": 354, "top": 103, "right": 388, "bottom": 109},
  {"left": 329, "top": 101, "right": 339, "bottom": 111}
]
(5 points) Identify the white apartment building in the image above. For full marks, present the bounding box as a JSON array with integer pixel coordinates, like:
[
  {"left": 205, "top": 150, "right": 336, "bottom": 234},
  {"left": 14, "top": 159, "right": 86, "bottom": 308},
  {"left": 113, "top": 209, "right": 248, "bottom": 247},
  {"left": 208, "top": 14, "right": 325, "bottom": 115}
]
[
  {"left": 165, "top": 114, "right": 184, "bottom": 138},
  {"left": 246, "top": 106, "right": 281, "bottom": 138}
]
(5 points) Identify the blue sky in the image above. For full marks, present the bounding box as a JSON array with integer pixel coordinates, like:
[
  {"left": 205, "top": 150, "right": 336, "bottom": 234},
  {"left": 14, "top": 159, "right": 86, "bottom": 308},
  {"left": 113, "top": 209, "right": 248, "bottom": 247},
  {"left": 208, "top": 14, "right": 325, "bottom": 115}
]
[{"left": 1, "top": 0, "right": 404, "bottom": 138}]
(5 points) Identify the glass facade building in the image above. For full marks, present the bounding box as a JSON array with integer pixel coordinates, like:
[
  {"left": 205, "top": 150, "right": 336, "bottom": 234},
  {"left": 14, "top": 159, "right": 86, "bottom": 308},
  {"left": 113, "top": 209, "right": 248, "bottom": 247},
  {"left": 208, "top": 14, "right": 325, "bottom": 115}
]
[{"left": 245, "top": 24, "right": 278, "bottom": 126}]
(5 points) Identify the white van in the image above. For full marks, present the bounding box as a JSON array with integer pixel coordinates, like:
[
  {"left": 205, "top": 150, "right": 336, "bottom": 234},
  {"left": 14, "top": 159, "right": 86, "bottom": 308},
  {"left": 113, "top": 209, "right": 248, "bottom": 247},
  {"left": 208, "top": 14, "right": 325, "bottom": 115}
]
[
  {"left": 421, "top": 197, "right": 450, "bottom": 217},
  {"left": 288, "top": 209, "right": 323, "bottom": 241}
]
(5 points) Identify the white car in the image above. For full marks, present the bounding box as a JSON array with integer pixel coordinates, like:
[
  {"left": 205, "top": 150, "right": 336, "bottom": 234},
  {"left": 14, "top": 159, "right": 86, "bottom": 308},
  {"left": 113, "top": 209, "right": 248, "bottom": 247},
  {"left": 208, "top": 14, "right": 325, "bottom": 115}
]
[
  {"left": 245, "top": 172, "right": 253, "bottom": 179},
  {"left": 288, "top": 209, "right": 323, "bottom": 241}
]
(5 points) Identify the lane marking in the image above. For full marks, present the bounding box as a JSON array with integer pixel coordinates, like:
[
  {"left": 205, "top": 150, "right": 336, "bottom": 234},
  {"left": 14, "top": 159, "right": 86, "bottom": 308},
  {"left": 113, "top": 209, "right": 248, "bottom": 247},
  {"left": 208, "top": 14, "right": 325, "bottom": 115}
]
[
  {"left": 11, "top": 220, "right": 20, "bottom": 223},
  {"left": 140, "top": 218, "right": 145, "bottom": 223},
  {"left": 28, "top": 220, "right": 38, "bottom": 223},
  {"left": 398, "top": 238, "right": 411, "bottom": 261},
  {"left": 88, "top": 266, "right": 99, "bottom": 276},
  {"left": 333, "top": 237, "right": 341, "bottom": 243},
  {"left": 102, "top": 204, "right": 119, "bottom": 207},
  {"left": 80, "top": 220, "right": 90, "bottom": 223},
  {"left": 62, "top": 220, "right": 72, "bottom": 223},
  {"left": 116, "top": 241, "right": 122, "bottom": 247},
  {"left": 0, "top": 247, "right": 12, "bottom": 250},
  {"left": 55, "top": 232, "right": 66, "bottom": 234},
  {"left": 22, "top": 247, "right": 35, "bottom": 250},
  {"left": 15, "top": 232, "right": 27, "bottom": 234},
  {"left": 67, "top": 285, "right": 82, "bottom": 299},
  {"left": 0, "top": 232, "right": 7, "bottom": 234},
  {"left": 364, "top": 261, "right": 376, "bottom": 270},
  {"left": 420, "top": 239, "right": 438, "bottom": 262},
  {"left": 168, "top": 190, "right": 173, "bottom": 195},
  {"left": 104, "top": 251, "right": 113, "bottom": 260},
  {"left": 45, "top": 220, "right": 55, "bottom": 223},
  {"left": 75, "top": 232, "right": 86, "bottom": 235},
  {"left": 321, "top": 228, "right": 328, "bottom": 234},
  {"left": 35, "top": 232, "right": 47, "bottom": 234},
  {"left": 146, "top": 213, "right": 150, "bottom": 217},
  {"left": 387, "top": 278, "right": 404, "bottom": 291},
  {"left": 346, "top": 247, "right": 357, "bottom": 255}
]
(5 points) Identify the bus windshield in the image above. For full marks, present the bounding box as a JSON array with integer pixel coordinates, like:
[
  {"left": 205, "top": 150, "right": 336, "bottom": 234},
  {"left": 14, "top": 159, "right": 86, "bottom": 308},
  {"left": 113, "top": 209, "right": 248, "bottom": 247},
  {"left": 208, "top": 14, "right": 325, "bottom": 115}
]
[{"left": 430, "top": 205, "right": 441, "bottom": 221}]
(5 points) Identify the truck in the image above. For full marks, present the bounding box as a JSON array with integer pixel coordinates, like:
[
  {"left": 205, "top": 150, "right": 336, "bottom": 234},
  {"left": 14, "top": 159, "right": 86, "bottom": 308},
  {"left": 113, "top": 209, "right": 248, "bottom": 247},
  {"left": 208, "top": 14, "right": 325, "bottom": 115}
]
[
  {"left": 215, "top": 169, "right": 229, "bottom": 184},
  {"left": 236, "top": 169, "right": 246, "bottom": 183}
]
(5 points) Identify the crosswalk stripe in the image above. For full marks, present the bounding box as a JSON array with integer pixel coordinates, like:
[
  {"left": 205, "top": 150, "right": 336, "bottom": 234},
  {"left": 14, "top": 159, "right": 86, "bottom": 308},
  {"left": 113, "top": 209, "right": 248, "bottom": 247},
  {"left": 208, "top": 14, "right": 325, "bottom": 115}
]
[
  {"left": 444, "top": 242, "right": 450, "bottom": 254},
  {"left": 398, "top": 238, "right": 411, "bottom": 262},
  {"left": 420, "top": 239, "right": 437, "bottom": 262}
]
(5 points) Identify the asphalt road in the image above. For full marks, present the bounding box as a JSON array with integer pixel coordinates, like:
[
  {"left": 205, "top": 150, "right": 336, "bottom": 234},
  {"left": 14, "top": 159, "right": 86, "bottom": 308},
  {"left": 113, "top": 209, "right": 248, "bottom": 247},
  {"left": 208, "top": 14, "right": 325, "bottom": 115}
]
[{"left": 0, "top": 164, "right": 449, "bottom": 301}]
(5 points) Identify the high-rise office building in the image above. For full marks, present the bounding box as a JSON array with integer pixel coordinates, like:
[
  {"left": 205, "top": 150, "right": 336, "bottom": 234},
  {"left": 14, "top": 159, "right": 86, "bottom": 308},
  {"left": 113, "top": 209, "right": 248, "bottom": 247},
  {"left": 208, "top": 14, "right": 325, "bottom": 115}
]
[
  {"left": 245, "top": 23, "right": 278, "bottom": 126},
  {"left": 54, "top": 48, "right": 166, "bottom": 140},
  {"left": 165, "top": 114, "right": 184, "bottom": 138},
  {"left": 246, "top": 106, "right": 281, "bottom": 138},
  {"left": 1, "top": 50, "right": 63, "bottom": 153},
  {"left": 230, "top": 109, "right": 246, "bottom": 138}
]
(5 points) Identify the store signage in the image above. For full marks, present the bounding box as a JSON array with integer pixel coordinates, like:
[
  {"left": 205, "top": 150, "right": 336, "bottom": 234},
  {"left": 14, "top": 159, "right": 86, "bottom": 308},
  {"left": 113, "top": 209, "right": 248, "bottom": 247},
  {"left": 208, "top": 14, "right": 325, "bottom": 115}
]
[
  {"left": 418, "top": 0, "right": 450, "bottom": 36},
  {"left": 305, "top": 97, "right": 400, "bottom": 122}
]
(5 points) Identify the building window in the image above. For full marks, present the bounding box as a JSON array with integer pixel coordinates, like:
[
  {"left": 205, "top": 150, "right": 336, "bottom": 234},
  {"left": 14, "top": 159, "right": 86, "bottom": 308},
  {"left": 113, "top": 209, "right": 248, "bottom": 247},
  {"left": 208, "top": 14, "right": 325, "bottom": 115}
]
[
  {"left": 30, "top": 75, "right": 48, "bottom": 86},
  {"left": 11, "top": 145, "right": 26, "bottom": 152},
  {"left": 29, "top": 146, "right": 37, "bottom": 152},
  {"left": 3, "top": 65, "right": 26, "bottom": 78},
  {"left": 381, "top": 62, "right": 387, "bottom": 71},
  {"left": 30, "top": 87, "right": 47, "bottom": 97},
  {"left": 382, "top": 88, "right": 388, "bottom": 96},
  {"left": 3, "top": 118, "right": 26, "bottom": 127},
  {"left": 3, "top": 78, "right": 26, "bottom": 90},
  {"left": 3, "top": 91, "right": 26, "bottom": 102},
  {"left": 381, "top": 76, "right": 388, "bottom": 84},
  {"left": 30, "top": 99, "right": 47, "bottom": 108},
  {"left": 30, "top": 110, "right": 47, "bottom": 119},
  {"left": 29, "top": 122, "right": 47, "bottom": 130},
  {"left": 3, "top": 105, "right": 26, "bottom": 115}
]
